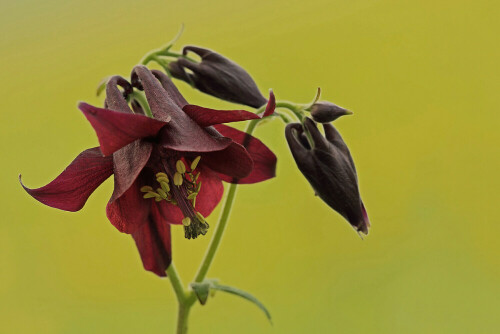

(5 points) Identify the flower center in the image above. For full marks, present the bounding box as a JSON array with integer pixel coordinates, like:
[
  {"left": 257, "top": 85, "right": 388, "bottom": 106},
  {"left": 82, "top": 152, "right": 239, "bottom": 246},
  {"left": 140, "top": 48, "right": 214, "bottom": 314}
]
[{"left": 140, "top": 156, "right": 209, "bottom": 239}]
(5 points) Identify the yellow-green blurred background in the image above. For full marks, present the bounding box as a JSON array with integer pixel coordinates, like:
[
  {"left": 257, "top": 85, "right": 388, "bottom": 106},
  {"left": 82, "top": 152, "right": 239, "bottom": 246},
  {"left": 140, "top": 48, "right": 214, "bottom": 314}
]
[{"left": 1, "top": 0, "right": 498, "bottom": 333}]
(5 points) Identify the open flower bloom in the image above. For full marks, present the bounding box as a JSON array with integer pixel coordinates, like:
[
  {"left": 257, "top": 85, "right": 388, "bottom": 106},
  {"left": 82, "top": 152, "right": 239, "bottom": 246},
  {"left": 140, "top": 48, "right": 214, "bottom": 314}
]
[
  {"left": 285, "top": 118, "right": 370, "bottom": 234},
  {"left": 168, "top": 46, "right": 268, "bottom": 108},
  {"left": 20, "top": 65, "right": 277, "bottom": 276}
]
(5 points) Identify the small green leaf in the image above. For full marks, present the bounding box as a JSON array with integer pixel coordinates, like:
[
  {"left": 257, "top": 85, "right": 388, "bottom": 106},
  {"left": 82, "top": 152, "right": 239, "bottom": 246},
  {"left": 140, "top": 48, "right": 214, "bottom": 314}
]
[
  {"left": 211, "top": 283, "right": 272, "bottom": 324},
  {"left": 190, "top": 279, "right": 218, "bottom": 305},
  {"left": 190, "top": 282, "right": 210, "bottom": 305}
]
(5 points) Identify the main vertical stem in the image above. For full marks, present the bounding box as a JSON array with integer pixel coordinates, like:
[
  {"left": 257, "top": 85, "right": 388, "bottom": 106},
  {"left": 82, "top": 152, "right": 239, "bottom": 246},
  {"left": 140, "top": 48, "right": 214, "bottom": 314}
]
[
  {"left": 176, "top": 304, "right": 191, "bottom": 334},
  {"left": 166, "top": 265, "right": 191, "bottom": 334}
]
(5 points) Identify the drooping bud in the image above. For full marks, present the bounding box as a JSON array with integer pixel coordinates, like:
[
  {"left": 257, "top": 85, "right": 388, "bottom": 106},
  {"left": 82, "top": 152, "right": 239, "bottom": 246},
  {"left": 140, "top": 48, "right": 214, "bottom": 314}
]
[
  {"left": 168, "top": 46, "right": 267, "bottom": 108},
  {"left": 285, "top": 118, "right": 370, "bottom": 234},
  {"left": 309, "top": 102, "right": 352, "bottom": 123}
]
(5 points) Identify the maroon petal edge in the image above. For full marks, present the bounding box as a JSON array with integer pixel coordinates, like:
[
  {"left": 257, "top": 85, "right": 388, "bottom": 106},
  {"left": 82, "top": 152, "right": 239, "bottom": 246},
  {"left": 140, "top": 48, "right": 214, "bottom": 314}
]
[
  {"left": 106, "top": 179, "right": 150, "bottom": 234},
  {"left": 213, "top": 124, "right": 276, "bottom": 184},
  {"left": 132, "top": 204, "right": 172, "bottom": 277},
  {"left": 263, "top": 90, "right": 276, "bottom": 117},
  {"left": 182, "top": 105, "right": 260, "bottom": 127},
  {"left": 79, "top": 102, "right": 169, "bottom": 156},
  {"left": 20, "top": 147, "right": 113, "bottom": 211},
  {"left": 192, "top": 164, "right": 224, "bottom": 217}
]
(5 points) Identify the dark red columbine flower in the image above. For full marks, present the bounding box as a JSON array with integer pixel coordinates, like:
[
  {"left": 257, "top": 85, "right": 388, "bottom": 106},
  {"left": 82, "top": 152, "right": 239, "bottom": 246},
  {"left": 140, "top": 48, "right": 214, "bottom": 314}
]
[
  {"left": 168, "top": 46, "right": 268, "bottom": 108},
  {"left": 20, "top": 65, "right": 277, "bottom": 276},
  {"left": 285, "top": 118, "right": 370, "bottom": 234}
]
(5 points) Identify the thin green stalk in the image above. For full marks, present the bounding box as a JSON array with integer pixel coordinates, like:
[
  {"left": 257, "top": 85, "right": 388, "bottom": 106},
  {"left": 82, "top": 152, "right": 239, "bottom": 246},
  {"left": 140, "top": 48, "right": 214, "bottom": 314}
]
[
  {"left": 166, "top": 264, "right": 187, "bottom": 304},
  {"left": 141, "top": 50, "right": 196, "bottom": 66},
  {"left": 167, "top": 265, "right": 193, "bottom": 334},
  {"left": 129, "top": 91, "right": 153, "bottom": 118},
  {"left": 193, "top": 182, "right": 239, "bottom": 283},
  {"left": 193, "top": 118, "right": 259, "bottom": 283},
  {"left": 275, "top": 101, "right": 315, "bottom": 147},
  {"left": 275, "top": 101, "right": 304, "bottom": 121}
]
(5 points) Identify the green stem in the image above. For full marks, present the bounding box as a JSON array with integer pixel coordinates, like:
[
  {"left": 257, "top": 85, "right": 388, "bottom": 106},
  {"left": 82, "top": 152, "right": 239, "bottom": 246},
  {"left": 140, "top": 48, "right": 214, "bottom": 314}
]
[
  {"left": 193, "top": 117, "right": 260, "bottom": 282},
  {"left": 275, "top": 101, "right": 304, "bottom": 121},
  {"left": 167, "top": 265, "right": 194, "bottom": 334},
  {"left": 167, "top": 265, "right": 187, "bottom": 304},
  {"left": 141, "top": 50, "right": 196, "bottom": 66},
  {"left": 129, "top": 91, "right": 153, "bottom": 118},
  {"left": 275, "top": 101, "right": 315, "bottom": 147},
  {"left": 176, "top": 304, "right": 191, "bottom": 334},
  {"left": 193, "top": 182, "right": 239, "bottom": 283}
]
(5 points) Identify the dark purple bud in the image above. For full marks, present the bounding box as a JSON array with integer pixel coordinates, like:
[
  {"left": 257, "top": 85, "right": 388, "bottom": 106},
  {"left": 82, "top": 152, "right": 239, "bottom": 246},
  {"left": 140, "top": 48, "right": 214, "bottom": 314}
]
[
  {"left": 168, "top": 46, "right": 267, "bottom": 108},
  {"left": 309, "top": 101, "right": 352, "bottom": 123},
  {"left": 285, "top": 118, "right": 370, "bottom": 234}
]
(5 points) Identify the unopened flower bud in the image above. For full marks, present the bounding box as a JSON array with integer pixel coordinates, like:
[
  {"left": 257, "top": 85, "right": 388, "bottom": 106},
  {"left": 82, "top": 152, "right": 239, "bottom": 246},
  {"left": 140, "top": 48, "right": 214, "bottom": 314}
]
[
  {"left": 285, "top": 118, "right": 370, "bottom": 234},
  {"left": 168, "top": 46, "right": 267, "bottom": 108},
  {"left": 309, "top": 102, "right": 352, "bottom": 123}
]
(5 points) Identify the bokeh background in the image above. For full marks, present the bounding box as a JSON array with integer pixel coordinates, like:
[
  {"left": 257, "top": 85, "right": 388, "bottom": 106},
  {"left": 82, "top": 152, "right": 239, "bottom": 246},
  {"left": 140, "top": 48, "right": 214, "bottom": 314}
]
[{"left": 1, "top": 0, "right": 498, "bottom": 333}]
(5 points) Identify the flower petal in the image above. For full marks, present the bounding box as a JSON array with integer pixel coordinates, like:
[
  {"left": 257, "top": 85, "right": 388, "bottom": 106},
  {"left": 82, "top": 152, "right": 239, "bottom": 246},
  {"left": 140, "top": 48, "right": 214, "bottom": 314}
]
[
  {"left": 200, "top": 127, "right": 254, "bottom": 179},
  {"left": 79, "top": 102, "right": 168, "bottom": 156},
  {"left": 358, "top": 201, "right": 370, "bottom": 235},
  {"left": 263, "top": 90, "right": 276, "bottom": 117},
  {"left": 182, "top": 90, "right": 275, "bottom": 127},
  {"left": 132, "top": 66, "right": 232, "bottom": 153},
  {"left": 158, "top": 123, "right": 232, "bottom": 153},
  {"left": 106, "top": 178, "right": 150, "bottom": 233},
  {"left": 193, "top": 164, "right": 224, "bottom": 217},
  {"left": 132, "top": 204, "right": 171, "bottom": 277},
  {"left": 20, "top": 147, "right": 113, "bottom": 211},
  {"left": 151, "top": 70, "right": 188, "bottom": 109},
  {"left": 213, "top": 124, "right": 277, "bottom": 184},
  {"left": 155, "top": 201, "right": 184, "bottom": 225},
  {"left": 303, "top": 117, "right": 329, "bottom": 151},
  {"left": 131, "top": 65, "right": 181, "bottom": 121},
  {"left": 182, "top": 105, "right": 260, "bottom": 127},
  {"left": 323, "top": 122, "right": 356, "bottom": 172},
  {"left": 110, "top": 140, "right": 153, "bottom": 201},
  {"left": 104, "top": 76, "right": 133, "bottom": 113}
]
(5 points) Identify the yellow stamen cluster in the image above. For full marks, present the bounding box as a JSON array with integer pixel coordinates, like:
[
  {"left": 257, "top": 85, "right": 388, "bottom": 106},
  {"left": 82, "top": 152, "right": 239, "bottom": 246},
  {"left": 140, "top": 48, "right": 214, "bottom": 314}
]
[
  {"left": 139, "top": 157, "right": 202, "bottom": 207},
  {"left": 140, "top": 172, "right": 177, "bottom": 204},
  {"left": 140, "top": 156, "right": 209, "bottom": 239},
  {"left": 173, "top": 157, "right": 202, "bottom": 205}
]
